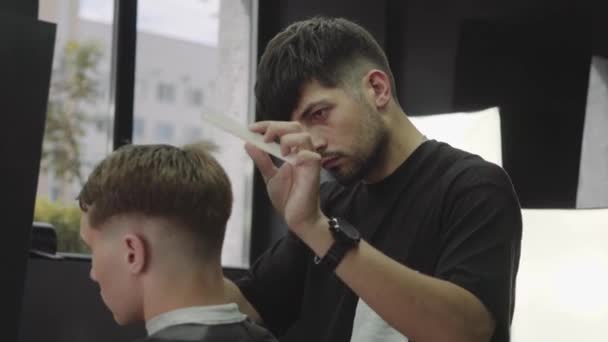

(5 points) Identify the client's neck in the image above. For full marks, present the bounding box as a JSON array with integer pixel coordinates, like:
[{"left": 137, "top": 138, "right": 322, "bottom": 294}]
[{"left": 142, "top": 264, "right": 228, "bottom": 321}]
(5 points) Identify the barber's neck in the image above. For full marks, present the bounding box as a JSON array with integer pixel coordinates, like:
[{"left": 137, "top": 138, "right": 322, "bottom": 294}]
[
  {"left": 142, "top": 263, "right": 227, "bottom": 321},
  {"left": 364, "top": 106, "right": 426, "bottom": 184}
]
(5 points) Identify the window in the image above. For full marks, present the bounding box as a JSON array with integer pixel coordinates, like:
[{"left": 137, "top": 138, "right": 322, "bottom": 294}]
[
  {"left": 133, "top": 117, "right": 145, "bottom": 139},
  {"left": 133, "top": 0, "right": 257, "bottom": 267},
  {"left": 36, "top": 0, "right": 115, "bottom": 254},
  {"left": 50, "top": 186, "right": 60, "bottom": 202},
  {"left": 157, "top": 82, "right": 176, "bottom": 103},
  {"left": 187, "top": 88, "right": 204, "bottom": 107},
  {"left": 183, "top": 126, "right": 203, "bottom": 144},
  {"left": 154, "top": 122, "right": 175, "bottom": 142},
  {"left": 136, "top": 78, "right": 149, "bottom": 100},
  {"left": 94, "top": 115, "right": 109, "bottom": 133}
]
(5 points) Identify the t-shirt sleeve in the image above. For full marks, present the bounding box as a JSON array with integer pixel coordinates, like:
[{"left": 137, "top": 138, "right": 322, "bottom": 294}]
[
  {"left": 434, "top": 163, "right": 522, "bottom": 342},
  {"left": 235, "top": 231, "right": 309, "bottom": 337}
]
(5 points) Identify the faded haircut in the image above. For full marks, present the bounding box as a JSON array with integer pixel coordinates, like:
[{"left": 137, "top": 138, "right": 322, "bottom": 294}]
[
  {"left": 255, "top": 16, "right": 398, "bottom": 121},
  {"left": 78, "top": 141, "right": 232, "bottom": 258}
]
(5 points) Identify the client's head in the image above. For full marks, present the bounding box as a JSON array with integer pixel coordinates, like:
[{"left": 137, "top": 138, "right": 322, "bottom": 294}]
[{"left": 78, "top": 142, "right": 232, "bottom": 325}]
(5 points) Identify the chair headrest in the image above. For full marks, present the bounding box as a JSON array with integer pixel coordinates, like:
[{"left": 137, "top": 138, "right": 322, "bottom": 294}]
[{"left": 30, "top": 221, "right": 59, "bottom": 259}]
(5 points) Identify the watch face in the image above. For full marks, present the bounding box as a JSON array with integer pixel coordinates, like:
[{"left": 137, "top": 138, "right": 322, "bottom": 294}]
[
  {"left": 342, "top": 222, "right": 361, "bottom": 240},
  {"left": 332, "top": 218, "right": 361, "bottom": 241}
]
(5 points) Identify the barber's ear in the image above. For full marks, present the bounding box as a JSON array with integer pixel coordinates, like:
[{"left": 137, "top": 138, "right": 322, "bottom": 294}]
[
  {"left": 365, "top": 70, "right": 391, "bottom": 110},
  {"left": 123, "top": 233, "right": 147, "bottom": 275}
]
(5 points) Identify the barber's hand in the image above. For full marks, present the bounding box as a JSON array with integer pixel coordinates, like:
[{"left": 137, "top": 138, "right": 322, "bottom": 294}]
[{"left": 246, "top": 121, "right": 325, "bottom": 236}]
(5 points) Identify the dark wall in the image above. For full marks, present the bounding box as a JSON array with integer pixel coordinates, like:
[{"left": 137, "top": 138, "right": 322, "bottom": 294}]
[
  {"left": 452, "top": 12, "right": 590, "bottom": 208},
  {"left": 395, "top": 0, "right": 580, "bottom": 114},
  {"left": 275, "top": 0, "right": 386, "bottom": 45},
  {"left": 0, "top": 0, "right": 37, "bottom": 17},
  {"left": 591, "top": 0, "right": 608, "bottom": 58},
  {"left": 0, "top": 3, "right": 55, "bottom": 340}
]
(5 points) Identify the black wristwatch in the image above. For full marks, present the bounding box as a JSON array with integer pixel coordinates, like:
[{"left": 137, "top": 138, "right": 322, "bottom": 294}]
[{"left": 314, "top": 217, "right": 361, "bottom": 271}]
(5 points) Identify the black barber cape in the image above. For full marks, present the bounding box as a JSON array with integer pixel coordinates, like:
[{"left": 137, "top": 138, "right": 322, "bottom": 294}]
[{"left": 137, "top": 320, "right": 277, "bottom": 342}]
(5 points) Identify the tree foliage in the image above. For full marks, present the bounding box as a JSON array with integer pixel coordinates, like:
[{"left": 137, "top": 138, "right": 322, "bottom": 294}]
[
  {"left": 34, "top": 198, "right": 88, "bottom": 254},
  {"left": 41, "top": 40, "right": 103, "bottom": 186}
]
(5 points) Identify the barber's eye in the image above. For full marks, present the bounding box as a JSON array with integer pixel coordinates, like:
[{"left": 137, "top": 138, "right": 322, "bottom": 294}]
[{"left": 312, "top": 108, "right": 328, "bottom": 119}]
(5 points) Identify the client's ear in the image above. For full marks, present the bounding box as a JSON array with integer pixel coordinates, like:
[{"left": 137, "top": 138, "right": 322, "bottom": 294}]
[{"left": 123, "top": 233, "right": 147, "bottom": 275}]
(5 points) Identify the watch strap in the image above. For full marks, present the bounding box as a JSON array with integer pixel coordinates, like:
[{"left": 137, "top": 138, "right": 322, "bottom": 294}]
[{"left": 313, "top": 217, "right": 359, "bottom": 271}]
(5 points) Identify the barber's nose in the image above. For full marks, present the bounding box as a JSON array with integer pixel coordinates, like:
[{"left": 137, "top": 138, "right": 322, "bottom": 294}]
[{"left": 311, "top": 134, "right": 327, "bottom": 154}]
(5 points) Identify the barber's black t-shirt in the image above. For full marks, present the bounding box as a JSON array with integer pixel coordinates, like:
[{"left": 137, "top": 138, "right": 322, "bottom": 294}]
[{"left": 237, "top": 140, "right": 522, "bottom": 342}]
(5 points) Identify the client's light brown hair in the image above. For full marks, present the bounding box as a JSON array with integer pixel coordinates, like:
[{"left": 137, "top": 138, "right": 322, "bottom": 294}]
[{"left": 78, "top": 142, "right": 232, "bottom": 258}]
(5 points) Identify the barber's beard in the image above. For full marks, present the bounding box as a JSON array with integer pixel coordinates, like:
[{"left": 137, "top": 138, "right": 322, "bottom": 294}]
[{"left": 332, "top": 113, "right": 388, "bottom": 187}]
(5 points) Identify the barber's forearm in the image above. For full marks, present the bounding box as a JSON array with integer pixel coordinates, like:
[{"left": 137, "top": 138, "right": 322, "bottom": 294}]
[{"left": 297, "top": 218, "right": 495, "bottom": 342}]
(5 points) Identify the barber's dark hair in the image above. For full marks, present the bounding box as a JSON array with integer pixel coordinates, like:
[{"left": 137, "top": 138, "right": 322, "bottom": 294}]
[{"left": 255, "top": 16, "right": 398, "bottom": 121}]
